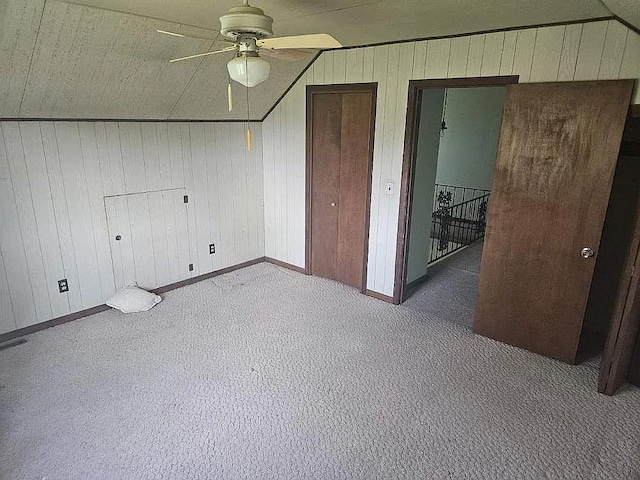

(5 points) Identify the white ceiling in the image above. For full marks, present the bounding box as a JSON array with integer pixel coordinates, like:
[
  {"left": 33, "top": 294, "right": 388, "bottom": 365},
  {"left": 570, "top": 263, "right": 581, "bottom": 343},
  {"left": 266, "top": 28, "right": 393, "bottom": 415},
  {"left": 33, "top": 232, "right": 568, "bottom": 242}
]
[{"left": 0, "top": 0, "right": 637, "bottom": 120}]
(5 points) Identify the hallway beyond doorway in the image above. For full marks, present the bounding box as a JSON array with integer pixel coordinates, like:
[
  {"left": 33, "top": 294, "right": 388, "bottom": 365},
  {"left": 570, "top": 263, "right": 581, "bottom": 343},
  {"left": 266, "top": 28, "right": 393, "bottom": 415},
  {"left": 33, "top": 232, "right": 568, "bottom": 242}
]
[{"left": 403, "top": 241, "right": 483, "bottom": 329}]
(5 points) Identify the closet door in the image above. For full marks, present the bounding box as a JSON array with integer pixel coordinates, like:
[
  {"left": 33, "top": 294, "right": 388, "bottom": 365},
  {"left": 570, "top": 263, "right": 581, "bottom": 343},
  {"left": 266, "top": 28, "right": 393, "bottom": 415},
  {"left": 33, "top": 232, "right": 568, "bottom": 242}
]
[
  {"left": 474, "top": 80, "right": 633, "bottom": 364},
  {"left": 105, "top": 188, "right": 189, "bottom": 291},
  {"left": 307, "top": 85, "right": 376, "bottom": 291}
]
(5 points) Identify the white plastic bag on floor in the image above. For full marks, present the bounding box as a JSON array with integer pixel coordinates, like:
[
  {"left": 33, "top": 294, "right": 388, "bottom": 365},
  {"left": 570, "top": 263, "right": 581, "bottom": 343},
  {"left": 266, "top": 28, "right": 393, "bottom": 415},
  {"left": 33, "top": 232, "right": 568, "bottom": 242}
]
[{"left": 106, "top": 282, "right": 162, "bottom": 313}]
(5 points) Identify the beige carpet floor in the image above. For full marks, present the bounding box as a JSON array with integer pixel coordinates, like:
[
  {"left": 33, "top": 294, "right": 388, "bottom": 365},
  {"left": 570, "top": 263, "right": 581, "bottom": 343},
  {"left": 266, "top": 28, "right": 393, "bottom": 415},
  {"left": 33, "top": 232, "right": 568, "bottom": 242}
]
[{"left": 1, "top": 262, "right": 639, "bottom": 479}]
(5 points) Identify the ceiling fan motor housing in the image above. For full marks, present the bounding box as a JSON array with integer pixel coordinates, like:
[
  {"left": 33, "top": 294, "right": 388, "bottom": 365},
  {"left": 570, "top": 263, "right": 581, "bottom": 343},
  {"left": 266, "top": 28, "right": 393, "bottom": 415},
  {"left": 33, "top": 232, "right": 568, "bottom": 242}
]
[{"left": 219, "top": 5, "right": 273, "bottom": 39}]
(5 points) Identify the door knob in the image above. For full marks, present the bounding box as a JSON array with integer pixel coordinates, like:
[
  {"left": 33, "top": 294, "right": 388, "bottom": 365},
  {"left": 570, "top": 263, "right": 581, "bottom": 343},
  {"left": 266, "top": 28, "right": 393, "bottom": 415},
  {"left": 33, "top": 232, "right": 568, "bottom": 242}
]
[
  {"left": 581, "top": 247, "right": 594, "bottom": 258},
  {"left": 330, "top": 202, "right": 337, "bottom": 207}
]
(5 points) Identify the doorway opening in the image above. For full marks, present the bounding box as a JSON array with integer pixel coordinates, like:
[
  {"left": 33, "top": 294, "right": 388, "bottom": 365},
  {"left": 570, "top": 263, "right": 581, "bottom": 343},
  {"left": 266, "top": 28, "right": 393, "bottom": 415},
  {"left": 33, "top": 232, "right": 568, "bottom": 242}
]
[{"left": 394, "top": 76, "right": 517, "bottom": 328}]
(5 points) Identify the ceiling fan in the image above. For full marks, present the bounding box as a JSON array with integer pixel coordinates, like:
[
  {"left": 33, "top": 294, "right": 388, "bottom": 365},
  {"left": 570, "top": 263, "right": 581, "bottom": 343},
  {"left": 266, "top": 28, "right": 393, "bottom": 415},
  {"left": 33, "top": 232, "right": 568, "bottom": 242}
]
[{"left": 158, "top": 0, "right": 342, "bottom": 88}]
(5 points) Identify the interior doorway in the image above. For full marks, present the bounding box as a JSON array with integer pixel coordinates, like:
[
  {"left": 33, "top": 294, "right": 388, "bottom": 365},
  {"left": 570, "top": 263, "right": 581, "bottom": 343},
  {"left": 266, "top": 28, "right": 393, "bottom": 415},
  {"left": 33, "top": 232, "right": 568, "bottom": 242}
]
[
  {"left": 306, "top": 84, "right": 377, "bottom": 291},
  {"left": 394, "top": 77, "right": 517, "bottom": 327}
]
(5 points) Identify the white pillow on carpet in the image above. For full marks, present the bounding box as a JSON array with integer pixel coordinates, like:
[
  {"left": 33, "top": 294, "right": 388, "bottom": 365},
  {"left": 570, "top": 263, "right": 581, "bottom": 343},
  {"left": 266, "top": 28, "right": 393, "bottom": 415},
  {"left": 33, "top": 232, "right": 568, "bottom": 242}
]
[{"left": 106, "top": 283, "right": 162, "bottom": 313}]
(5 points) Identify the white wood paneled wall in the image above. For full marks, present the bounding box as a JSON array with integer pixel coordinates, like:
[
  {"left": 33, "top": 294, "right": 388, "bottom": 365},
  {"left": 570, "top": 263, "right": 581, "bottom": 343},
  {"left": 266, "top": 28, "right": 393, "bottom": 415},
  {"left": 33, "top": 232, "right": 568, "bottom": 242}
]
[
  {"left": 0, "top": 121, "right": 264, "bottom": 334},
  {"left": 262, "top": 20, "right": 640, "bottom": 297}
]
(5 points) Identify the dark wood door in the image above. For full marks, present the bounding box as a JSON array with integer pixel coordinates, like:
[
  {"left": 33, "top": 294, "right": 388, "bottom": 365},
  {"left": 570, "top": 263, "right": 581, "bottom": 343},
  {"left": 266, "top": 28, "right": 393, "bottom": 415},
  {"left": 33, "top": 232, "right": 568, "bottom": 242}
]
[
  {"left": 308, "top": 86, "right": 376, "bottom": 290},
  {"left": 474, "top": 80, "right": 633, "bottom": 364}
]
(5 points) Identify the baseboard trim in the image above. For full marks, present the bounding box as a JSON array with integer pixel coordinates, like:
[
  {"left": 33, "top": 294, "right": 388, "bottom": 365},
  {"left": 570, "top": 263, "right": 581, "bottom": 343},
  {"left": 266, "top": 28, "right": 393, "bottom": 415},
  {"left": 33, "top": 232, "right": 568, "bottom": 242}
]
[
  {"left": 152, "top": 257, "right": 265, "bottom": 294},
  {"left": 366, "top": 289, "right": 398, "bottom": 304},
  {"left": 0, "top": 257, "right": 266, "bottom": 344},
  {"left": 405, "top": 273, "right": 430, "bottom": 293},
  {"left": 264, "top": 257, "right": 307, "bottom": 274},
  {"left": 0, "top": 304, "right": 112, "bottom": 344}
]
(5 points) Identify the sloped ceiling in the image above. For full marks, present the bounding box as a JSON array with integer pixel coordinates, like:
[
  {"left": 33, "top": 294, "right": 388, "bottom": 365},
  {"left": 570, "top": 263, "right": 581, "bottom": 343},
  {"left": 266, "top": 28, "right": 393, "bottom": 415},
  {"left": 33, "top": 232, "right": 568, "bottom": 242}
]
[{"left": 0, "top": 0, "right": 634, "bottom": 120}]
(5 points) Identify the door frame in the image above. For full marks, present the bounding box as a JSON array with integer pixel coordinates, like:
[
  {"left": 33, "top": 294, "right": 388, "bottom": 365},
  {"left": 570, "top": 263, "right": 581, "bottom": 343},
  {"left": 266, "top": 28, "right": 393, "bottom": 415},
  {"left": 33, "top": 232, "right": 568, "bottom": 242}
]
[
  {"left": 393, "top": 76, "right": 519, "bottom": 304},
  {"left": 305, "top": 83, "right": 378, "bottom": 293}
]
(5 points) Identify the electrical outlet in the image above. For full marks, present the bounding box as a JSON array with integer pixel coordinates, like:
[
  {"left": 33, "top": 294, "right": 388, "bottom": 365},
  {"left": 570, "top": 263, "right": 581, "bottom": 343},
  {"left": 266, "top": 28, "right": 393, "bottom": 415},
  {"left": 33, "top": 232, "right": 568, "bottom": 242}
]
[
  {"left": 58, "top": 279, "right": 69, "bottom": 293},
  {"left": 188, "top": 263, "right": 194, "bottom": 272},
  {"left": 209, "top": 243, "right": 216, "bottom": 254}
]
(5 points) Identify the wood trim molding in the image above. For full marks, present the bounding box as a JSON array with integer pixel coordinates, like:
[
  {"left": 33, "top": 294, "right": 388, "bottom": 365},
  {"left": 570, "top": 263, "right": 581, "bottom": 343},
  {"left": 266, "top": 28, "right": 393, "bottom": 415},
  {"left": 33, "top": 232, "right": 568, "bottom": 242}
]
[
  {"left": 366, "top": 289, "right": 398, "bottom": 304},
  {"left": 0, "top": 118, "right": 260, "bottom": 123},
  {"left": 305, "top": 83, "right": 378, "bottom": 292},
  {"left": 261, "top": 52, "right": 322, "bottom": 121},
  {"left": 264, "top": 257, "right": 307, "bottom": 274},
  {"left": 0, "top": 257, "right": 266, "bottom": 344},
  {"left": 0, "top": 304, "right": 112, "bottom": 344},
  {"left": 393, "top": 75, "right": 519, "bottom": 304},
  {"left": 323, "top": 17, "right": 615, "bottom": 52},
  {"left": 152, "top": 257, "right": 265, "bottom": 294}
]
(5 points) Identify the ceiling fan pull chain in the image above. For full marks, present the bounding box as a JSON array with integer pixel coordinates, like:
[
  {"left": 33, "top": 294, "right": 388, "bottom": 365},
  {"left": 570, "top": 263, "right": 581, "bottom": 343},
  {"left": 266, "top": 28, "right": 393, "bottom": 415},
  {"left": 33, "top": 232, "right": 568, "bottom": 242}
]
[
  {"left": 228, "top": 82, "right": 233, "bottom": 112},
  {"left": 245, "top": 56, "right": 252, "bottom": 152}
]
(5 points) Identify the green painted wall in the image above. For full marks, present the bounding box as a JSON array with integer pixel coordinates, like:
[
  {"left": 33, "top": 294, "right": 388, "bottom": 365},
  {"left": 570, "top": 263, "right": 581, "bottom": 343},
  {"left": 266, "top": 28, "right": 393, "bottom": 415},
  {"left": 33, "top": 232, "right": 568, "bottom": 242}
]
[
  {"left": 435, "top": 87, "right": 506, "bottom": 190},
  {"left": 406, "top": 89, "right": 444, "bottom": 284}
]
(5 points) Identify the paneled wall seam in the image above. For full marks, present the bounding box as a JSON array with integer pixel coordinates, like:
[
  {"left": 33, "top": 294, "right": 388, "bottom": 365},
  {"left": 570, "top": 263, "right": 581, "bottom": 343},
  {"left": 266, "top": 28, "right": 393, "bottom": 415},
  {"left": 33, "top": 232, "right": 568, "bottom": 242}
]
[
  {"left": 18, "top": 123, "right": 54, "bottom": 317},
  {"left": 2, "top": 124, "right": 39, "bottom": 321},
  {"left": 41, "top": 122, "right": 71, "bottom": 313}
]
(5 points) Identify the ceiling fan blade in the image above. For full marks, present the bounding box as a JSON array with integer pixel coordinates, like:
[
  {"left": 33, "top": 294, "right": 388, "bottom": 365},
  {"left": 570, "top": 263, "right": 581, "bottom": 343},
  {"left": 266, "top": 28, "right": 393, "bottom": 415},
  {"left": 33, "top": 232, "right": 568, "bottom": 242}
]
[
  {"left": 156, "top": 29, "right": 216, "bottom": 41},
  {"left": 156, "top": 29, "right": 236, "bottom": 45},
  {"left": 169, "top": 46, "right": 236, "bottom": 63},
  {"left": 257, "top": 33, "right": 341, "bottom": 50},
  {"left": 259, "top": 48, "right": 311, "bottom": 62}
]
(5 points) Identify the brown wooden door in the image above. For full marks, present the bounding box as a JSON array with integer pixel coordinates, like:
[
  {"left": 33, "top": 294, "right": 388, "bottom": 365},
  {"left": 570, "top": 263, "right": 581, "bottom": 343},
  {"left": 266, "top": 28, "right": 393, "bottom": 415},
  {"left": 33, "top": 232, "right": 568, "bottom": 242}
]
[
  {"left": 308, "top": 86, "right": 376, "bottom": 290},
  {"left": 474, "top": 80, "right": 633, "bottom": 364}
]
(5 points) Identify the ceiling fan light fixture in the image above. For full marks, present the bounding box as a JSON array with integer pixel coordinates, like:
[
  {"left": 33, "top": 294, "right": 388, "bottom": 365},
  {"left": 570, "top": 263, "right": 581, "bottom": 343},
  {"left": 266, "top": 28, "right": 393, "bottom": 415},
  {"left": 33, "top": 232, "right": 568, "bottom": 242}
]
[{"left": 227, "top": 55, "right": 270, "bottom": 87}]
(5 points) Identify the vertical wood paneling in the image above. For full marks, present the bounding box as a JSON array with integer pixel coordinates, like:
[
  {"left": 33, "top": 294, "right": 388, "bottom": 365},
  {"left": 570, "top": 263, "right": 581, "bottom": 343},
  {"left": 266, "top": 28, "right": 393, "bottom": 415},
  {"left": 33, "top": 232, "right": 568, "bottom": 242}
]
[
  {"left": 574, "top": 21, "right": 608, "bottom": 80},
  {"left": 180, "top": 123, "right": 198, "bottom": 275},
  {"left": 147, "top": 191, "right": 170, "bottom": 287},
  {"left": 369, "top": 45, "right": 396, "bottom": 291},
  {"left": 40, "top": 121, "right": 83, "bottom": 312},
  {"left": 362, "top": 48, "right": 375, "bottom": 82},
  {"left": 345, "top": 49, "right": 364, "bottom": 83},
  {"left": 190, "top": 122, "right": 214, "bottom": 274},
  {"left": 598, "top": 21, "right": 628, "bottom": 80},
  {"left": 448, "top": 37, "right": 470, "bottom": 78},
  {"left": 425, "top": 39, "right": 450, "bottom": 79},
  {"left": 262, "top": 20, "right": 639, "bottom": 297},
  {"left": 312, "top": 54, "right": 325, "bottom": 84},
  {"left": 19, "top": 123, "right": 70, "bottom": 318},
  {"left": 466, "top": 34, "right": 486, "bottom": 76},
  {"left": 481, "top": 32, "right": 504, "bottom": 77},
  {"left": 412, "top": 41, "right": 428, "bottom": 79},
  {"left": 120, "top": 123, "right": 147, "bottom": 194},
  {"left": 204, "top": 123, "right": 221, "bottom": 269},
  {"left": 512, "top": 29, "right": 537, "bottom": 82},
  {"left": 529, "top": 25, "right": 564, "bottom": 82},
  {"left": 558, "top": 24, "right": 582, "bottom": 81},
  {"left": 78, "top": 123, "right": 116, "bottom": 300},
  {"left": 333, "top": 50, "right": 347, "bottom": 84},
  {"left": 55, "top": 122, "right": 104, "bottom": 309},
  {"left": 0, "top": 246, "right": 16, "bottom": 333},
  {"left": 2, "top": 122, "right": 52, "bottom": 322},
  {"left": 324, "top": 53, "right": 335, "bottom": 84},
  {"left": 0, "top": 176, "right": 37, "bottom": 328},
  {"left": 0, "top": 119, "right": 263, "bottom": 333},
  {"left": 499, "top": 31, "right": 517, "bottom": 76},
  {"left": 141, "top": 123, "right": 161, "bottom": 191},
  {"left": 0, "top": 118, "right": 15, "bottom": 333}
]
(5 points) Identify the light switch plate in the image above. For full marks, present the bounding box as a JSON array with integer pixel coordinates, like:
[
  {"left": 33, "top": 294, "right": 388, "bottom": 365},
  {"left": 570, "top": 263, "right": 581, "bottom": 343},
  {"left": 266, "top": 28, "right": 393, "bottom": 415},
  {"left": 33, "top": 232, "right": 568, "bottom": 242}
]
[{"left": 386, "top": 181, "right": 394, "bottom": 195}]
